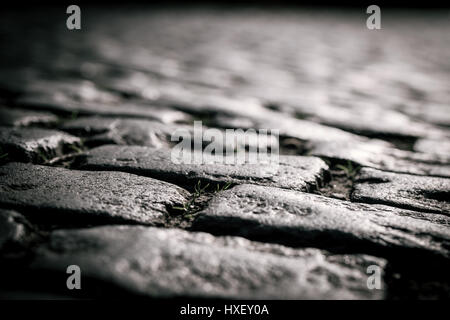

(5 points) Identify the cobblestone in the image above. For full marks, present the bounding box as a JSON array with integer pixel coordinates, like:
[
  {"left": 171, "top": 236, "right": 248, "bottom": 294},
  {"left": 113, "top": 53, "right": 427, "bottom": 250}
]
[
  {"left": 193, "top": 184, "right": 450, "bottom": 259},
  {"left": 309, "top": 140, "right": 450, "bottom": 177},
  {"left": 0, "top": 107, "right": 58, "bottom": 127},
  {"left": 29, "top": 226, "right": 386, "bottom": 299},
  {"left": 82, "top": 145, "right": 328, "bottom": 192},
  {"left": 0, "top": 126, "right": 81, "bottom": 163},
  {"left": 0, "top": 7, "right": 449, "bottom": 299},
  {"left": 0, "top": 163, "right": 189, "bottom": 226},
  {"left": 352, "top": 168, "right": 450, "bottom": 215}
]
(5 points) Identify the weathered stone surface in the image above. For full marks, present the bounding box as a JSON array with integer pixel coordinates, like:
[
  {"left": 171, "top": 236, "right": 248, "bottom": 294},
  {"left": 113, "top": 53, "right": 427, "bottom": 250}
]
[
  {"left": 352, "top": 168, "right": 450, "bottom": 215},
  {"left": 30, "top": 225, "right": 386, "bottom": 299},
  {"left": 0, "top": 163, "right": 189, "bottom": 225},
  {"left": 150, "top": 86, "right": 363, "bottom": 146},
  {"left": 0, "top": 209, "right": 33, "bottom": 252},
  {"left": 145, "top": 86, "right": 370, "bottom": 145},
  {"left": 82, "top": 145, "right": 328, "bottom": 191},
  {"left": 17, "top": 90, "right": 190, "bottom": 124},
  {"left": 61, "top": 117, "right": 183, "bottom": 148},
  {"left": 0, "top": 126, "right": 81, "bottom": 163},
  {"left": 148, "top": 84, "right": 266, "bottom": 118},
  {"left": 401, "top": 103, "right": 450, "bottom": 127},
  {"left": 193, "top": 184, "right": 450, "bottom": 259},
  {"left": 0, "top": 107, "right": 58, "bottom": 127},
  {"left": 213, "top": 112, "right": 368, "bottom": 144},
  {"left": 285, "top": 101, "right": 446, "bottom": 141},
  {"left": 414, "top": 138, "right": 450, "bottom": 160},
  {"left": 309, "top": 140, "right": 450, "bottom": 177},
  {"left": 62, "top": 116, "right": 278, "bottom": 152}
]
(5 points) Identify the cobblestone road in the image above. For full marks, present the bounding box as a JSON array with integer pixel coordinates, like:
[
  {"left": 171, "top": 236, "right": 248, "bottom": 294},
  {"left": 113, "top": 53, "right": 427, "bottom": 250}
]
[{"left": 0, "top": 6, "right": 449, "bottom": 299}]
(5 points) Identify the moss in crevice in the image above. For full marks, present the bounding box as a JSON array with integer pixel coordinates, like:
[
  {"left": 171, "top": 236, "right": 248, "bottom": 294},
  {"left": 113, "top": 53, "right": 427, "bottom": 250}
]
[
  {"left": 166, "top": 180, "right": 233, "bottom": 229},
  {"left": 313, "top": 159, "right": 361, "bottom": 201}
]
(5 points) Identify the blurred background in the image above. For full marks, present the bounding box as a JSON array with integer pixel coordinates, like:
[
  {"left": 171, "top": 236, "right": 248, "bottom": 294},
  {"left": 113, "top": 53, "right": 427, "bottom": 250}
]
[{"left": 1, "top": 3, "right": 449, "bottom": 135}]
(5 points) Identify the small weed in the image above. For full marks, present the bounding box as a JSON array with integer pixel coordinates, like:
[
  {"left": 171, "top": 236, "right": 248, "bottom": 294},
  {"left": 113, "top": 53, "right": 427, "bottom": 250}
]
[
  {"left": 194, "top": 180, "right": 209, "bottom": 195},
  {"left": 172, "top": 180, "right": 233, "bottom": 215},
  {"left": 335, "top": 161, "right": 359, "bottom": 179},
  {"left": 67, "top": 143, "right": 84, "bottom": 154},
  {"left": 215, "top": 181, "right": 232, "bottom": 193},
  {"left": 295, "top": 112, "right": 309, "bottom": 120},
  {"left": 70, "top": 111, "right": 79, "bottom": 120},
  {"left": 171, "top": 203, "right": 191, "bottom": 213},
  {"left": 36, "top": 150, "right": 49, "bottom": 163},
  {"left": 172, "top": 180, "right": 209, "bottom": 213},
  {"left": 0, "top": 146, "right": 8, "bottom": 164},
  {"left": 0, "top": 146, "right": 8, "bottom": 160}
]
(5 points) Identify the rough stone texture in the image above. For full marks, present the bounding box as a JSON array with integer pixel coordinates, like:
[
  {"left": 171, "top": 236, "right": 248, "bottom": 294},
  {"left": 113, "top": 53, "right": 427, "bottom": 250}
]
[
  {"left": 0, "top": 106, "right": 58, "bottom": 127},
  {"left": 13, "top": 77, "right": 190, "bottom": 124},
  {"left": 0, "top": 163, "right": 189, "bottom": 225},
  {"left": 0, "top": 126, "right": 81, "bottom": 163},
  {"left": 0, "top": 209, "right": 33, "bottom": 252},
  {"left": 155, "top": 90, "right": 370, "bottom": 145},
  {"left": 17, "top": 91, "right": 191, "bottom": 124},
  {"left": 193, "top": 184, "right": 450, "bottom": 259},
  {"left": 414, "top": 138, "right": 450, "bottom": 160},
  {"left": 30, "top": 225, "right": 386, "bottom": 299},
  {"left": 401, "top": 103, "right": 450, "bottom": 128},
  {"left": 212, "top": 112, "right": 368, "bottom": 144},
  {"left": 309, "top": 140, "right": 450, "bottom": 177},
  {"left": 278, "top": 101, "right": 447, "bottom": 141},
  {"left": 61, "top": 116, "right": 277, "bottom": 152},
  {"left": 61, "top": 117, "right": 184, "bottom": 148},
  {"left": 352, "top": 168, "right": 450, "bottom": 215},
  {"left": 82, "top": 145, "right": 328, "bottom": 191}
]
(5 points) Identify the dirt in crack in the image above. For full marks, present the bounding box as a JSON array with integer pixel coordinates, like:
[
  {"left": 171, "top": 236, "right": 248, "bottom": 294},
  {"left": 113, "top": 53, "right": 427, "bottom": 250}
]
[
  {"left": 279, "top": 137, "right": 310, "bottom": 155},
  {"left": 313, "top": 160, "right": 361, "bottom": 201},
  {"left": 165, "top": 180, "right": 233, "bottom": 229},
  {"left": 40, "top": 142, "right": 88, "bottom": 169}
]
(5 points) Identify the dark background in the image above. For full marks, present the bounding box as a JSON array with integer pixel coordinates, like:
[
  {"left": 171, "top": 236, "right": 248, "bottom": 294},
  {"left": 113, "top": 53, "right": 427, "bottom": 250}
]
[{"left": 6, "top": 1, "right": 450, "bottom": 9}]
